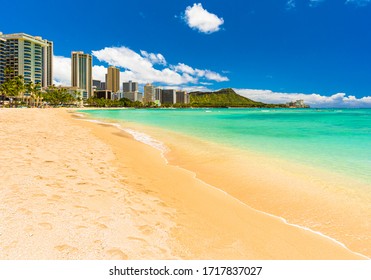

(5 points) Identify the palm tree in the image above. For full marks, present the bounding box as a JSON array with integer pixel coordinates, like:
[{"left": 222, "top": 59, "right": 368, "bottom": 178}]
[
  {"left": 4, "top": 67, "right": 14, "bottom": 81},
  {"left": 14, "top": 75, "right": 25, "bottom": 105},
  {"left": 1, "top": 78, "right": 17, "bottom": 107},
  {"left": 0, "top": 68, "right": 13, "bottom": 106},
  {"left": 0, "top": 82, "right": 9, "bottom": 107},
  {"left": 25, "top": 81, "right": 42, "bottom": 107},
  {"left": 73, "top": 90, "right": 82, "bottom": 107},
  {"left": 34, "top": 82, "right": 43, "bottom": 107},
  {"left": 0, "top": 68, "right": 26, "bottom": 107}
]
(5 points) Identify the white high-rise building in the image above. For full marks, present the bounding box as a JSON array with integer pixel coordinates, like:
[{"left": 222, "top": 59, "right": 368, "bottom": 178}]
[
  {"left": 0, "top": 34, "right": 6, "bottom": 84},
  {"left": 0, "top": 33, "right": 53, "bottom": 87}
]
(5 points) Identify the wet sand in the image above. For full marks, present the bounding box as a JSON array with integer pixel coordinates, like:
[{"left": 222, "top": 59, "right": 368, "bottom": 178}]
[{"left": 0, "top": 108, "right": 368, "bottom": 259}]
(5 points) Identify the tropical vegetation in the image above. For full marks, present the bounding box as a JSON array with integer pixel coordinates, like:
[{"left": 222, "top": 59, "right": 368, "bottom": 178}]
[
  {"left": 85, "top": 97, "right": 144, "bottom": 108},
  {"left": 0, "top": 68, "right": 82, "bottom": 107}
]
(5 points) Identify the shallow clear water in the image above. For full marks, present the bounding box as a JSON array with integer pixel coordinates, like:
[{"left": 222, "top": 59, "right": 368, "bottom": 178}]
[{"left": 82, "top": 108, "right": 371, "bottom": 184}]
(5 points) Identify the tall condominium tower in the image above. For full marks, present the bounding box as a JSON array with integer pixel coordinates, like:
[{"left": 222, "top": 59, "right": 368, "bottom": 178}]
[
  {"left": 0, "top": 33, "right": 53, "bottom": 87},
  {"left": 155, "top": 87, "right": 162, "bottom": 102},
  {"left": 0, "top": 35, "right": 6, "bottom": 84},
  {"left": 122, "top": 80, "right": 138, "bottom": 93},
  {"left": 143, "top": 83, "right": 155, "bottom": 104},
  {"left": 161, "top": 89, "right": 177, "bottom": 104},
  {"left": 106, "top": 66, "right": 120, "bottom": 93},
  {"left": 176, "top": 90, "right": 190, "bottom": 104},
  {"left": 43, "top": 40, "right": 53, "bottom": 87},
  {"left": 71, "top": 51, "right": 92, "bottom": 99}
]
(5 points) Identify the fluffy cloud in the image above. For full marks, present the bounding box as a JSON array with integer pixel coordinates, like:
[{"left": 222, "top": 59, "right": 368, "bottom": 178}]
[
  {"left": 163, "top": 85, "right": 212, "bottom": 93},
  {"left": 92, "top": 65, "right": 107, "bottom": 82},
  {"left": 92, "top": 46, "right": 228, "bottom": 85},
  {"left": 140, "top": 50, "right": 167, "bottom": 65},
  {"left": 92, "top": 47, "right": 193, "bottom": 85},
  {"left": 235, "top": 88, "right": 371, "bottom": 108},
  {"left": 53, "top": 46, "right": 229, "bottom": 87},
  {"left": 172, "top": 63, "right": 229, "bottom": 82},
  {"left": 53, "top": 55, "right": 71, "bottom": 85},
  {"left": 183, "top": 3, "right": 224, "bottom": 34},
  {"left": 345, "top": 0, "right": 371, "bottom": 6}
]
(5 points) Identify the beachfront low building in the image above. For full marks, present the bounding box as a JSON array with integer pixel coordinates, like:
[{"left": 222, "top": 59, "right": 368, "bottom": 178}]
[
  {"left": 93, "top": 79, "right": 103, "bottom": 90},
  {"left": 123, "top": 91, "right": 143, "bottom": 102},
  {"left": 286, "top": 99, "right": 309, "bottom": 108},
  {"left": 95, "top": 90, "right": 113, "bottom": 100},
  {"left": 122, "top": 80, "right": 142, "bottom": 102}
]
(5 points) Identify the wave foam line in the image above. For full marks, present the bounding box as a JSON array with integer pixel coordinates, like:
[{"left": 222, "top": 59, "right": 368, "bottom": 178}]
[
  {"left": 77, "top": 118, "right": 168, "bottom": 154},
  {"left": 171, "top": 163, "right": 370, "bottom": 260}
]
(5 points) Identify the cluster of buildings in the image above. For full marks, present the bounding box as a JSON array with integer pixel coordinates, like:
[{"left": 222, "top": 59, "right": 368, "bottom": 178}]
[
  {"left": 0, "top": 32, "right": 190, "bottom": 106},
  {"left": 285, "top": 99, "right": 310, "bottom": 108},
  {"left": 93, "top": 69, "right": 190, "bottom": 105}
]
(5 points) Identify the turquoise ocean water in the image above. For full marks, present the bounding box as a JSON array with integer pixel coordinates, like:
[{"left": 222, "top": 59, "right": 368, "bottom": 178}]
[{"left": 82, "top": 108, "right": 371, "bottom": 185}]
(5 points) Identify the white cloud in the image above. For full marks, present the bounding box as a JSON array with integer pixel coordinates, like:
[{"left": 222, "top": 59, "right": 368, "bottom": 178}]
[
  {"left": 163, "top": 85, "right": 212, "bottom": 93},
  {"left": 92, "top": 65, "right": 107, "bottom": 82},
  {"left": 235, "top": 88, "right": 371, "bottom": 108},
  {"left": 183, "top": 3, "right": 224, "bottom": 34},
  {"left": 286, "top": 0, "right": 296, "bottom": 10},
  {"left": 92, "top": 46, "right": 190, "bottom": 85},
  {"left": 173, "top": 63, "right": 196, "bottom": 75},
  {"left": 53, "top": 55, "right": 71, "bottom": 86},
  {"left": 92, "top": 46, "right": 228, "bottom": 85},
  {"left": 53, "top": 45, "right": 228, "bottom": 87},
  {"left": 345, "top": 0, "right": 371, "bottom": 6},
  {"left": 172, "top": 63, "right": 229, "bottom": 82},
  {"left": 140, "top": 50, "right": 167, "bottom": 65},
  {"left": 202, "top": 70, "right": 229, "bottom": 82},
  {"left": 53, "top": 56, "right": 118, "bottom": 86}
]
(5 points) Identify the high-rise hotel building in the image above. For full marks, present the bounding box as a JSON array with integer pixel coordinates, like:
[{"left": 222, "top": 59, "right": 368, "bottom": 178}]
[
  {"left": 122, "top": 80, "right": 138, "bottom": 93},
  {"left": 0, "top": 36, "right": 6, "bottom": 84},
  {"left": 143, "top": 83, "right": 155, "bottom": 104},
  {"left": 0, "top": 32, "right": 53, "bottom": 87},
  {"left": 71, "top": 51, "right": 92, "bottom": 99},
  {"left": 106, "top": 66, "right": 120, "bottom": 93}
]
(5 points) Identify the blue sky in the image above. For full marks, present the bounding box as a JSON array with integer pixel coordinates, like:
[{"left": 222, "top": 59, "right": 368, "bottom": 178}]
[{"left": 1, "top": 0, "right": 371, "bottom": 107}]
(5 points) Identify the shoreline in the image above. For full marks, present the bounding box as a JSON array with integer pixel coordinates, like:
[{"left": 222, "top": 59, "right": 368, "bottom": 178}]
[
  {"left": 71, "top": 109, "right": 369, "bottom": 259},
  {"left": 0, "top": 108, "right": 368, "bottom": 259}
]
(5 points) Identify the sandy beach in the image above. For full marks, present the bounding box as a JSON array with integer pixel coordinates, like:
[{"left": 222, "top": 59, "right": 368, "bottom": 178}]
[{"left": 0, "top": 108, "right": 368, "bottom": 259}]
